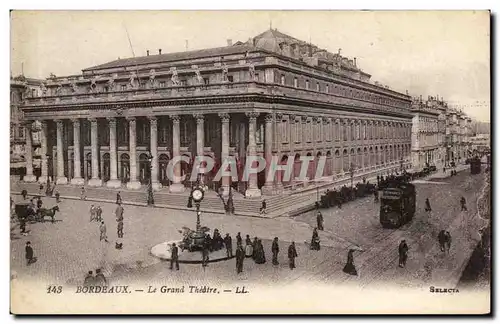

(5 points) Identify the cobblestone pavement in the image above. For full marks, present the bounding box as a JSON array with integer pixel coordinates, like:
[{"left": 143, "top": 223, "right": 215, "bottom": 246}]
[{"left": 11, "top": 170, "right": 486, "bottom": 291}]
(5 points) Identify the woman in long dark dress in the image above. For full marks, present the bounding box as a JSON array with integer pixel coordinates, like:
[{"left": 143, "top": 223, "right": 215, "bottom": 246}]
[
  {"left": 310, "top": 228, "right": 321, "bottom": 251},
  {"left": 255, "top": 239, "right": 266, "bottom": 264},
  {"left": 343, "top": 249, "right": 358, "bottom": 276}
]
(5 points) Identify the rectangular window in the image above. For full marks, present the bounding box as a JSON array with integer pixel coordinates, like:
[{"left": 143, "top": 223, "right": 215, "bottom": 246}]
[
  {"left": 203, "top": 78, "right": 210, "bottom": 85},
  {"left": 294, "top": 77, "right": 298, "bottom": 88},
  {"left": 104, "top": 86, "right": 109, "bottom": 93},
  {"left": 18, "top": 126, "right": 24, "bottom": 138},
  {"left": 326, "top": 84, "right": 329, "bottom": 93},
  {"left": 227, "top": 75, "right": 233, "bottom": 83},
  {"left": 121, "top": 85, "right": 126, "bottom": 91},
  {"left": 255, "top": 73, "right": 260, "bottom": 82},
  {"left": 280, "top": 74, "right": 285, "bottom": 85},
  {"left": 306, "top": 80, "right": 310, "bottom": 89},
  {"left": 159, "top": 81, "right": 165, "bottom": 88},
  {"left": 32, "top": 89, "right": 36, "bottom": 97},
  {"left": 316, "top": 82, "right": 320, "bottom": 91}
]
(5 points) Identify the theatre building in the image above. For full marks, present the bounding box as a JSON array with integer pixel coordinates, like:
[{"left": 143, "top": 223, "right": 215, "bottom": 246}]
[{"left": 20, "top": 28, "right": 413, "bottom": 198}]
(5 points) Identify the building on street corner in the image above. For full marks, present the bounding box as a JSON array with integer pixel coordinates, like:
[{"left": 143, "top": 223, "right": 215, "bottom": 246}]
[{"left": 18, "top": 28, "right": 413, "bottom": 198}]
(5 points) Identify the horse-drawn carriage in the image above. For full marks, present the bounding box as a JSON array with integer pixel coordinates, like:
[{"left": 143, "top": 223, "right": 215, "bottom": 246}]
[{"left": 14, "top": 201, "right": 60, "bottom": 224}]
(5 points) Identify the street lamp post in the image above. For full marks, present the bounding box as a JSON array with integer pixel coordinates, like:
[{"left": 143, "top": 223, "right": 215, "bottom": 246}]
[
  {"left": 146, "top": 152, "right": 154, "bottom": 206},
  {"left": 349, "top": 163, "right": 355, "bottom": 188}
]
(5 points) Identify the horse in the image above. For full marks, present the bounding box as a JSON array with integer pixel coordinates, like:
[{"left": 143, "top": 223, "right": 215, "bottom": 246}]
[{"left": 37, "top": 206, "right": 60, "bottom": 223}]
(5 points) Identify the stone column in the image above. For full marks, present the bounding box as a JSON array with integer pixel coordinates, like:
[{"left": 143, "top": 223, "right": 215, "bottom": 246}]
[
  {"left": 245, "top": 112, "right": 261, "bottom": 197},
  {"left": 126, "top": 117, "right": 141, "bottom": 189},
  {"left": 149, "top": 116, "right": 161, "bottom": 191},
  {"left": 55, "top": 120, "right": 68, "bottom": 184},
  {"left": 106, "top": 117, "right": 121, "bottom": 188},
  {"left": 38, "top": 120, "right": 48, "bottom": 184},
  {"left": 219, "top": 113, "right": 231, "bottom": 197},
  {"left": 169, "top": 115, "right": 184, "bottom": 193},
  {"left": 88, "top": 118, "right": 102, "bottom": 187},
  {"left": 194, "top": 113, "right": 205, "bottom": 184},
  {"left": 23, "top": 121, "right": 37, "bottom": 182},
  {"left": 70, "top": 119, "right": 84, "bottom": 185},
  {"left": 262, "top": 114, "right": 274, "bottom": 195}
]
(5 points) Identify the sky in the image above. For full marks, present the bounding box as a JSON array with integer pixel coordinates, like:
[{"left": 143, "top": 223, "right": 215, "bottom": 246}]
[{"left": 10, "top": 10, "right": 490, "bottom": 121}]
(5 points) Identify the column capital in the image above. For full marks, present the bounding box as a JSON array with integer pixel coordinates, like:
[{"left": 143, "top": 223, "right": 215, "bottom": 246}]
[
  {"left": 193, "top": 113, "right": 204, "bottom": 123},
  {"left": 301, "top": 115, "right": 308, "bottom": 123},
  {"left": 106, "top": 117, "right": 117, "bottom": 125},
  {"left": 56, "top": 119, "right": 64, "bottom": 127},
  {"left": 276, "top": 112, "right": 283, "bottom": 120},
  {"left": 169, "top": 114, "right": 180, "bottom": 124},
  {"left": 149, "top": 116, "right": 158, "bottom": 128},
  {"left": 125, "top": 116, "right": 136, "bottom": 122},
  {"left": 324, "top": 117, "right": 330, "bottom": 125},
  {"left": 289, "top": 114, "right": 297, "bottom": 123},
  {"left": 70, "top": 118, "right": 79, "bottom": 124},
  {"left": 245, "top": 112, "right": 260, "bottom": 120},
  {"left": 218, "top": 113, "right": 230, "bottom": 122},
  {"left": 147, "top": 116, "right": 157, "bottom": 122},
  {"left": 88, "top": 117, "right": 98, "bottom": 123},
  {"left": 264, "top": 114, "right": 274, "bottom": 123}
]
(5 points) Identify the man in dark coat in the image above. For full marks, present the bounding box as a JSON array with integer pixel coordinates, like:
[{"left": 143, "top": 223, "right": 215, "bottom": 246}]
[
  {"left": 202, "top": 238, "right": 210, "bottom": 267},
  {"left": 272, "top": 237, "right": 280, "bottom": 265},
  {"left": 374, "top": 190, "right": 379, "bottom": 203},
  {"left": 170, "top": 243, "right": 180, "bottom": 270},
  {"left": 235, "top": 243, "right": 245, "bottom": 274},
  {"left": 117, "top": 220, "right": 124, "bottom": 239},
  {"left": 116, "top": 191, "right": 122, "bottom": 204},
  {"left": 398, "top": 240, "right": 409, "bottom": 268},
  {"left": 438, "top": 230, "right": 447, "bottom": 252},
  {"left": 25, "top": 241, "right": 34, "bottom": 265},
  {"left": 55, "top": 190, "right": 61, "bottom": 203},
  {"left": 115, "top": 203, "right": 124, "bottom": 222},
  {"left": 288, "top": 241, "right": 298, "bottom": 269},
  {"left": 316, "top": 210, "right": 324, "bottom": 231},
  {"left": 460, "top": 197, "right": 467, "bottom": 211},
  {"left": 236, "top": 232, "right": 242, "bottom": 246},
  {"left": 260, "top": 199, "right": 267, "bottom": 214},
  {"left": 343, "top": 249, "right": 358, "bottom": 276},
  {"left": 224, "top": 233, "right": 233, "bottom": 258},
  {"left": 424, "top": 198, "right": 432, "bottom": 212}
]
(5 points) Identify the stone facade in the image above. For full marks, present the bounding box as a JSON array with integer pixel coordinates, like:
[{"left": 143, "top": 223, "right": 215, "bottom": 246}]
[{"left": 19, "top": 29, "right": 413, "bottom": 197}]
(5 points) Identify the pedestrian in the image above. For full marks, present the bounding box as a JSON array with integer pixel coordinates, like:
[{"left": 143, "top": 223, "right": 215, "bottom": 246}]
[
  {"left": 310, "top": 228, "right": 321, "bottom": 251},
  {"left": 227, "top": 192, "right": 235, "bottom": 215},
  {"left": 460, "top": 197, "right": 467, "bottom": 211},
  {"left": 236, "top": 243, "right": 245, "bottom": 274},
  {"left": 80, "top": 186, "right": 86, "bottom": 200},
  {"left": 342, "top": 249, "right": 358, "bottom": 276},
  {"left": 202, "top": 239, "right": 210, "bottom": 268},
  {"left": 89, "top": 204, "right": 95, "bottom": 222},
  {"left": 260, "top": 199, "right": 267, "bottom": 214},
  {"left": 39, "top": 183, "right": 44, "bottom": 195},
  {"left": 99, "top": 221, "right": 108, "bottom": 242},
  {"left": 288, "top": 241, "right": 298, "bottom": 270},
  {"left": 245, "top": 235, "right": 253, "bottom": 258},
  {"left": 19, "top": 216, "right": 27, "bottom": 235},
  {"left": 374, "top": 190, "right": 379, "bottom": 203},
  {"left": 236, "top": 232, "right": 242, "bottom": 246},
  {"left": 37, "top": 196, "right": 43, "bottom": 209},
  {"left": 272, "top": 237, "right": 279, "bottom": 265},
  {"left": 25, "top": 241, "right": 35, "bottom": 266},
  {"left": 21, "top": 189, "right": 28, "bottom": 200},
  {"left": 115, "top": 202, "right": 124, "bottom": 222},
  {"left": 94, "top": 269, "right": 107, "bottom": 286},
  {"left": 438, "top": 230, "right": 447, "bottom": 252},
  {"left": 116, "top": 191, "right": 122, "bottom": 204},
  {"left": 170, "top": 243, "right": 180, "bottom": 270},
  {"left": 424, "top": 198, "right": 432, "bottom": 212},
  {"left": 251, "top": 237, "right": 258, "bottom": 260},
  {"left": 254, "top": 239, "right": 266, "bottom": 264},
  {"left": 95, "top": 206, "right": 103, "bottom": 222},
  {"left": 224, "top": 233, "right": 233, "bottom": 258},
  {"left": 55, "top": 190, "right": 60, "bottom": 203},
  {"left": 83, "top": 271, "right": 95, "bottom": 286},
  {"left": 445, "top": 231, "right": 452, "bottom": 253},
  {"left": 117, "top": 220, "right": 124, "bottom": 239},
  {"left": 316, "top": 210, "right": 324, "bottom": 231},
  {"left": 398, "top": 239, "right": 409, "bottom": 268}
]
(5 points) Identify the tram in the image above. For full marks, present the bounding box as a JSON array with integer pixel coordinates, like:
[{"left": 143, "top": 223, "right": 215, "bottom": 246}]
[{"left": 380, "top": 183, "right": 416, "bottom": 228}]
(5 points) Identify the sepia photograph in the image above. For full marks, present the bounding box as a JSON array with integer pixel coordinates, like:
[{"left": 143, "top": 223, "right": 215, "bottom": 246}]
[{"left": 8, "top": 10, "right": 491, "bottom": 315}]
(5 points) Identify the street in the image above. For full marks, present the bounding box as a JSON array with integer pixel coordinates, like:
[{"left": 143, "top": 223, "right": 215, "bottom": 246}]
[{"left": 10, "top": 170, "right": 487, "bottom": 290}]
